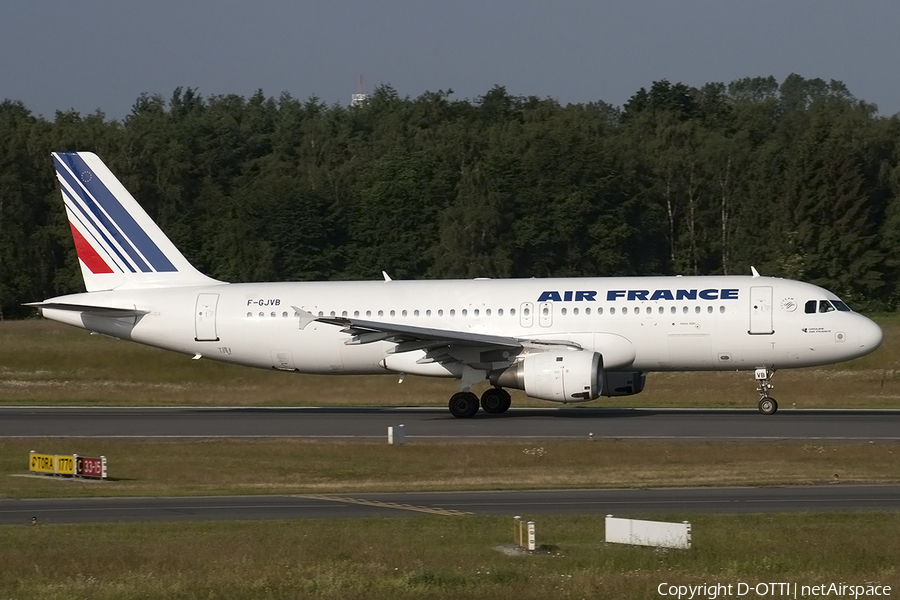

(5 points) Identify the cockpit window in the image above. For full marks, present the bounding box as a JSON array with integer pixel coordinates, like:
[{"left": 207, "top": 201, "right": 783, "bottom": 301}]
[
  {"left": 806, "top": 299, "right": 850, "bottom": 314},
  {"left": 832, "top": 300, "right": 851, "bottom": 312}
]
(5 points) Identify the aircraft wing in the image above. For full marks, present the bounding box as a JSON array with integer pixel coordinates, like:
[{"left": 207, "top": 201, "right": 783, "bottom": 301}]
[{"left": 297, "top": 307, "right": 580, "bottom": 370}]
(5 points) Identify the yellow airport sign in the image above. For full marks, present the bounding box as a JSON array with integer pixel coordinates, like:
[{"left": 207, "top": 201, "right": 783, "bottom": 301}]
[
  {"left": 56, "top": 454, "right": 76, "bottom": 475},
  {"left": 29, "top": 452, "right": 57, "bottom": 474},
  {"left": 29, "top": 451, "right": 108, "bottom": 478}
]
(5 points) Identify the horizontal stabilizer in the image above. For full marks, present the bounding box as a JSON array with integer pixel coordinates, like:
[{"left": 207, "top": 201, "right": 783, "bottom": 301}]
[{"left": 24, "top": 301, "right": 149, "bottom": 317}]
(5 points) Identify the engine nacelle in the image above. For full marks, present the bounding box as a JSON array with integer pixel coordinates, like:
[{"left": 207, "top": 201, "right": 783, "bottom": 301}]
[
  {"left": 600, "top": 371, "right": 646, "bottom": 396},
  {"left": 490, "top": 351, "right": 602, "bottom": 403}
]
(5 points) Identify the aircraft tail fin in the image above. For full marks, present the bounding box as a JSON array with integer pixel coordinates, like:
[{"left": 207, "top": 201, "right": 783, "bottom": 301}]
[{"left": 52, "top": 152, "right": 222, "bottom": 291}]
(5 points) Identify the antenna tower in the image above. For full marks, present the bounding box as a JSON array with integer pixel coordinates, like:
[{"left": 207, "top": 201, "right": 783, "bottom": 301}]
[{"left": 351, "top": 74, "right": 368, "bottom": 106}]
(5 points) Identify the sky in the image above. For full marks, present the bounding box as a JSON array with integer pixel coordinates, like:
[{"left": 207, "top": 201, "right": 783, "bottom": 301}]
[{"left": 2, "top": 0, "right": 900, "bottom": 121}]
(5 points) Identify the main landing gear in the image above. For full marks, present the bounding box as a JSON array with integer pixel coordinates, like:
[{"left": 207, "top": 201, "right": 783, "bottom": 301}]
[
  {"left": 755, "top": 368, "right": 778, "bottom": 415},
  {"left": 448, "top": 388, "right": 512, "bottom": 418},
  {"left": 480, "top": 387, "right": 512, "bottom": 414}
]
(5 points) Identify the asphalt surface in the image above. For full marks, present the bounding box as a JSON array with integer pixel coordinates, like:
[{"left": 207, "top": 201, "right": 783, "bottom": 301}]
[
  {"left": 3, "top": 485, "right": 899, "bottom": 525},
  {"left": 5, "top": 407, "right": 899, "bottom": 524},
  {"left": 2, "top": 406, "right": 899, "bottom": 440}
]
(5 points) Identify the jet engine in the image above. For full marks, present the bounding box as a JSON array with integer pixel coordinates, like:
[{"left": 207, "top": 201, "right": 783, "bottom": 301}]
[{"left": 490, "top": 351, "right": 602, "bottom": 403}]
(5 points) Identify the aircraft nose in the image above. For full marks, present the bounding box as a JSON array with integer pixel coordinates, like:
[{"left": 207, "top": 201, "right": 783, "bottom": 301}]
[{"left": 857, "top": 316, "right": 883, "bottom": 355}]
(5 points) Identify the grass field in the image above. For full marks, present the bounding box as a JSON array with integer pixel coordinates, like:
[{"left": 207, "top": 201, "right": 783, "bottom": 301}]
[
  {"left": 1, "top": 317, "right": 899, "bottom": 408},
  {"left": 2, "top": 514, "right": 899, "bottom": 599},
  {"left": 3, "top": 318, "right": 899, "bottom": 598},
  {"left": 4, "top": 438, "right": 900, "bottom": 498}
]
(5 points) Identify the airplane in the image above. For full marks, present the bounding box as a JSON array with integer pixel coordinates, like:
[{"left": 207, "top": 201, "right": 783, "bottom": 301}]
[{"left": 29, "top": 152, "right": 884, "bottom": 417}]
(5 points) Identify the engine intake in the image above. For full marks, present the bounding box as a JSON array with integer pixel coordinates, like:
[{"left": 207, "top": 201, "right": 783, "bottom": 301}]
[{"left": 490, "top": 351, "right": 603, "bottom": 403}]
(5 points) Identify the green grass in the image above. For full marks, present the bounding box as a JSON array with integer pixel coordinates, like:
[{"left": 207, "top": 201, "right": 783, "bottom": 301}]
[
  {"left": 2, "top": 514, "right": 898, "bottom": 599},
  {"left": 3, "top": 320, "right": 900, "bottom": 598},
  {"left": 2, "top": 317, "right": 900, "bottom": 408},
  {"left": 4, "top": 439, "right": 900, "bottom": 499}
]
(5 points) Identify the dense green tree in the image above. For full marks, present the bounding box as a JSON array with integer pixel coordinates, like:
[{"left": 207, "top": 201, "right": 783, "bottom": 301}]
[{"left": 1, "top": 74, "right": 900, "bottom": 315}]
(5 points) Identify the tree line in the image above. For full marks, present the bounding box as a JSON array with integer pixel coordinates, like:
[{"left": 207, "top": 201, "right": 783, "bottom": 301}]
[{"left": 1, "top": 74, "right": 899, "bottom": 318}]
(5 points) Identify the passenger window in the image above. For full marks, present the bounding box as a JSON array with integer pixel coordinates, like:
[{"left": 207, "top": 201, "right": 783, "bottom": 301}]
[
  {"left": 585, "top": 307, "right": 591, "bottom": 315},
  {"left": 474, "top": 309, "right": 479, "bottom": 316},
  {"left": 450, "top": 309, "right": 456, "bottom": 317},
  {"left": 401, "top": 310, "right": 407, "bottom": 317},
  {"left": 670, "top": 306, "right": 676, "bottom": 314},
  {"left": 342, "top": 311, "right": 347, "bottom": 317},
  {"left": 573, "top": 308, "right": 579, "bottom": 316},
  {"left": 283, "top": 312, "right": 288, "bottom": 318},
  {"left": 498, "top": 308, "right": 503, "bottom": 316},
  {"left": 561, "top": 308, "right": 567, "bottom": 316},
  {"left": 510, "top": 308, "right": 516, "bottom": 316},
  {"left": 366, "top": 310, "right": 372, "bottom": 317},
  {"left": 462, "top": 309, "right": 468, "bottom": 316},
  {"left": 426, "top": 309, "right": 431, "bottom": 317},
  {"left": 804, "top": 300, "right": 817, "bottom": 314},
  {"left": 707, "top": 306, "right": 713, "bottom": 314},
  {"left": 414, "top": 310, "right": 419, "bottom": 317},
  {"left": 354, "top": 310, "right": 359, "bottom": 317},
  {"left": 378, "top": 310, "right": 383, "bottom": 317},
  {"left": 438, "top": 309, "right": 443, "bottom": 316},
  {"left": 682, "top": 306, "right": 689, "bottom": 314},
  {"left": 610, "top": 307, "right": 616, "bottom": 315},
  {"left": 486, "top": 309, "right": 491, "bottom": 316},
  {"left": 390, "top": 310, "right": 396, "bottom": 317},
  {"left": 719, "top": 306, "right": 725, "bottom": 313},
  {"left": 598, "top": 307, "right": 603, "bottom": 315},
  {"left": 658, "top": 307, "right": 664, "bottom": 314},
  {"left": 247, "top": 312, "right": 252, "bottom": 318},
  {"left": 524, "top": 308, "right": 530, "bottom": 316},
  {"left": 260, "top": 312, "right": 265, "bottom": 317},
  {"left": 622, "top": 307, "right": 628, "bottom": 315},
  {"left": 695, "top": 306, "right": 701, "bottom": 314}
]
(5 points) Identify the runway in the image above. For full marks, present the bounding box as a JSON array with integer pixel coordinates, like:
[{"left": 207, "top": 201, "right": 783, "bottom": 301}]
[
  {"left": 2, "top": 406, "right": 900, "bottom": 440},
  {"left": 5, "top": 407, "right": 899, "bottom": 523},
  {"left": 3, "top": 485, "right": 899, "bottom": 525}
]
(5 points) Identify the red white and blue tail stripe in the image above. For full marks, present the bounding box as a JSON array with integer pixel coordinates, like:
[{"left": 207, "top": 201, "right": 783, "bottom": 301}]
[{"left": 53, "top": 152, "right": 220, "bottom": 291}]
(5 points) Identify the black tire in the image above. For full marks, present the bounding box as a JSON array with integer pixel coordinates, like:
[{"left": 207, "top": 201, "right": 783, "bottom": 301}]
[
  {"left": 449, "top": 392, "right": 479, "bottom": 418},
  {"left": 499, "top": 390, "right": 512, "bottom": 414},
  {"left": 758, "top": 396, "right": 778, "bottom": 415},
  {"left": 481, "top": 388, "right": 511, "bottom": 414}
]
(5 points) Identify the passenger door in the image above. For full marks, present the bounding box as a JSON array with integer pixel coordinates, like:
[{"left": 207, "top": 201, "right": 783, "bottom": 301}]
[
  {"left": 749, "top": 286, "right": 774, "bottom": 335},
  {"left": 194, "top": 293, "right": 220, "bottom": 341}
]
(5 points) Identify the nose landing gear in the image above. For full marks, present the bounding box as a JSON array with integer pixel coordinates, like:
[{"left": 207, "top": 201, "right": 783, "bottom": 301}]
[{"left": 755, "top": 368, "right": 778, "bottom": 415}]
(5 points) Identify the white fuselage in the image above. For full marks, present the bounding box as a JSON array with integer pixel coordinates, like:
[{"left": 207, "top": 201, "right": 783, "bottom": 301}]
[{"left": 40, "top": 275, "right": 883, "bottom": 379}]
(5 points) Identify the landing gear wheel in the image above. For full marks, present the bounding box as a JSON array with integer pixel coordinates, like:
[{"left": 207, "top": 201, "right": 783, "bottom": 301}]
[
  {"left": 758, "top": 396, "right": 778, "bottom": 415},
  {"left": 480, "top": 388, "right": 512, "bottom": 414},
  {"left": 754, "top": 368, "right": 777, "bottom": 415},
  {"left": 449, "top": 392, "right": 480, "bottom": 418}
]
